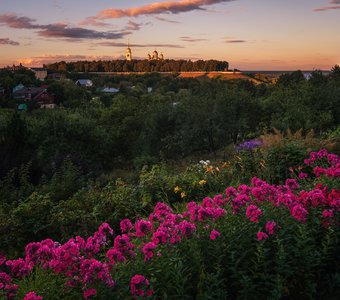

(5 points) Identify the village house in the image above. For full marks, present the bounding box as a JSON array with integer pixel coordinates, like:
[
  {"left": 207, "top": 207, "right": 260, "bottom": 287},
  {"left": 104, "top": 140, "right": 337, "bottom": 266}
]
[
  {"left": 13, "top": 83, "right": 25, "bottom": 93},
  {"left": 102, "top": 87, "right": 119, "bottom": 93},
  {"left": 76, "top": 79, "right": 93, "bottom": 87},
  {"left": 13, "top": 86, "right": 56, "bottom": 109}
]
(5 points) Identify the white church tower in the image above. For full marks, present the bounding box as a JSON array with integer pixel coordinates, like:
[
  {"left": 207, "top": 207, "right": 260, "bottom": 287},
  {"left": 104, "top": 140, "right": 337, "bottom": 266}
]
[{"left": 126, "top": 40, "right": 132, "bottom": 61}]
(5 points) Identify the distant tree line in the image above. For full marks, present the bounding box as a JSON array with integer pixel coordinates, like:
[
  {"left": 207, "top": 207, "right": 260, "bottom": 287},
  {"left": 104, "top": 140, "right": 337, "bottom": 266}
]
[{"left": 45, "top": 59, "right": 229, "bottom": 73}]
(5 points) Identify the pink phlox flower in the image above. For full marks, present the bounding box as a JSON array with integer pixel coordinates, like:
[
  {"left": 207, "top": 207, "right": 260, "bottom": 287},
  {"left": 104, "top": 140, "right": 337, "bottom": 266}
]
[
  {"left": 326, "top": 164, "right": 340, "bottom": 178},
  {"left": 298, "top": 172, "right": 309, "bottom": 179},
  {"left": 179, "top": 220, "right": 196, "bottom": 237},
  {"left": 246, "top": 205, "right": 262, "bottom": 223},
  {"left": 120, "top": 219, "right": 133, "bottom": 233},
  {"left": 213, "top": 194, "right": 227, "bottom": 206},
  {"left": 83, "top": 288, "right": 96, "bottom": 299},
  {"left": 0, "top": 271, "right": 12, "bottom": 288},
  {"left": 48, "top": 239, "right": 81, "bottom": 274},
  {"left": 4, "top": 283, "right": 18, "bottom": 299},
  {"left": 114, "top": 234, "right": 134, "bottom": 251},
  {"left": 210, "top": 230, "right": 221, "bottom": 240},
  {"left": 327, "top": 154, "right": 340, "bottom": 165},
  {"left": 23, "top": 291, "right": 43, "bottom": 300},
  {"left": 25, "top": 239, "right": 56, "bottom": 266},
  {"left": 169, "top": 234, "right": 181, "bottom": 244},
  {"left": 152, "top": 228, "right": 170, "bottom": 245},
  {"left": 291, "top": 204, "right": 308, "bottom": 223},
  {"left": 328, "top": 189, "right": 340, "bottom": 208},
  {"left": 257, "top": 231, "right": 268, "bottom": 241},
  {"left": 322, "top": 209, "right": 334, "bottom": 218},
  {"left": 80, "top": 259, "right": 114, "bottom": 288},
  {"left": 154, "top": 202, "right": 173, "bottom": 216},
  {"left": 297, "top": 190, "right": 309, "bottom": 206},
  {"left": 231, "top": 194, "right": 250, "bottom": 214},
  {"left": 309, "top": 189, "right": 326, "bottom": 207},
  {"left": 135, "top": 220, "right": 153, "bottom": 237},
  {"left": 313, "top": 166, "right": 327, "bottom": 177},
  {"left": 202, "top": 197, "right": 215, "bottom": 208},
  {"left": 6, "top": 258, "right": 33, "bottom": 278},
  {"left": 142, "top": 242, "right": 157, "bottom": 261},
  {"left": 84, "top": 237, "right": 101, "bottom": 256},
  {"left": 106, "top": 248, "right": 126, "bottom": 265},
  {"left": 285, "top": 179, "right": 300, "bottom": 190},
  {"left": 277, "top": 192, "right": 296, "bottom": 209},
  {"left": 225, "top": 186, "right": 237, "bottom": 198},
  {"left": 92, "top": 223, "right": 114, "bottom": 246},
  {"left": 251, "top": 187, "right": 266, "bottom": 201},
  {"left": 113, "top": 234, "right": 135, "bottom": 259},
  {"left": 237, "top": 184, "right": 252, "bottom": 195},
  {"left": 130, "top": 275, "right": 153, "bottom": 298},
  {"left": 197, "top": 207, "right": 225, "bottom": 222},
  {"left": 322, "top": 209, "right": 336, "bottom": 227},
  {"left": 185, "top": 201, "right": 200, "bottom": 222},
  {"left": 251, "top": 177, "right": 267, "bottom": 187},
  {"left": 265, "top": 220, "right": 277, "bottom": 235}
]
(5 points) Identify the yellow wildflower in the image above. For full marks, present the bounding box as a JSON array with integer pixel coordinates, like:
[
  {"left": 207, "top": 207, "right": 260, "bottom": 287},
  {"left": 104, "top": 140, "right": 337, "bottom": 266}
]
[
  {"left": 174, "top": 186, "right": 181, "bottom": 193},
  {"left": 181, "top": 192, "right": 186, "bottom": 198},
  {"left": 199, "top": 180, "right": 207, "bottom": 185}
]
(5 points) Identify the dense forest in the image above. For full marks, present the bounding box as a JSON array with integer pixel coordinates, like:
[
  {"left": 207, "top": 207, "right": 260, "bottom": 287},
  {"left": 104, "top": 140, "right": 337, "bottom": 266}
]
[{"left": 45, "top": 59, "right": 229, "bottom": 73}]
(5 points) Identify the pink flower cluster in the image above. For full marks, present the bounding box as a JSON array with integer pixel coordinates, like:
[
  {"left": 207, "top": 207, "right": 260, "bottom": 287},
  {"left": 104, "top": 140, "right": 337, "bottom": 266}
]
[
  {"left": 130, "top": 275, "right": 153, "bottom": 298},
  {"left": 246, "top": 205, "right": 262, "bottom": 222},
  {"left": 0, "top": 271, "right": 18, "bottom": 299},
  {"left": 303, "top": 149, "right": 340, "bottom": 178},
  {"left": 0, "top": 149, "right": 338, "bottom": 299},
  {"left": 23, "top": 291, "right": 43, "bottom": 300}
]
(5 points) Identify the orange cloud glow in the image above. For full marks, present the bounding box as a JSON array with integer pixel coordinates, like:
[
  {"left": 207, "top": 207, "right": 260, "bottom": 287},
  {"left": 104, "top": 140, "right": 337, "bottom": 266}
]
[{"left": 96, "top": 0, "right": 233, "bottom": 19}]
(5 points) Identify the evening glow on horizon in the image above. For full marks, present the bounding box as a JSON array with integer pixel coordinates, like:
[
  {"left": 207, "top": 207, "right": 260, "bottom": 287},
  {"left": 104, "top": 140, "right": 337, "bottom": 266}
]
[{"left": 0, "top": 0, "right": 339, "bottom": 70}]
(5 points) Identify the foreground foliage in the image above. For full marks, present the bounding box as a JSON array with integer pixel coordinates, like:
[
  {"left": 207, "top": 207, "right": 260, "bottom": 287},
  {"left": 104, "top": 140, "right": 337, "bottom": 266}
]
[{"left": 1, "top": 149, "right": 339, "bottom": 299}]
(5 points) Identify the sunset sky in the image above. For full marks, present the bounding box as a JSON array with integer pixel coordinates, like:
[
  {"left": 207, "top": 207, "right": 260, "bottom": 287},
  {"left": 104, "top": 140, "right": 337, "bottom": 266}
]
[{"left": 0, "top": 0, "right": 339, "bottom": 70}]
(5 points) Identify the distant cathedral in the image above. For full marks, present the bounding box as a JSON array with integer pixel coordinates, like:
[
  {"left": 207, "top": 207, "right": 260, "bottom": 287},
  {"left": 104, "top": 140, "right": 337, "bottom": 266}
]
[{"left": 125, "top": 42, "right": 164, "bottom": 61}]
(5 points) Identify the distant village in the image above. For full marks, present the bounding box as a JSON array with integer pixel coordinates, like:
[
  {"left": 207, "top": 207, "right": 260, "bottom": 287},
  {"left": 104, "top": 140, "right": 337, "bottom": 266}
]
[
  {"left": 0, "top": 64, "right": 136, "bottom": 111},
  {"left": 0, "top": 49, "right": 230, "bottom": 111}
]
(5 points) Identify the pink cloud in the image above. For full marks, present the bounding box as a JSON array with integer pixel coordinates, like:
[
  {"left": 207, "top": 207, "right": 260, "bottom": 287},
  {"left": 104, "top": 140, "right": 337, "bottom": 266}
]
[
  {"left": 0, "top": 14, "right": 39, "bottom": 29},
  {"left": 0, "top": 38, "right": 19, "bottom": 46},
  {"left": 95, "top": 0, "right": 235, "bottom": 19},
  {"left": 314, "top": 0, "right": 340, "bottom": 11},
  {"left": 0, "top": 13, "right": 130, "bottom": 40}
]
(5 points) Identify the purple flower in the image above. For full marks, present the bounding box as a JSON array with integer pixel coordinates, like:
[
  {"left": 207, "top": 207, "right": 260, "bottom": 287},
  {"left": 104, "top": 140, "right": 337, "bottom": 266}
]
[{"left": 236, "top": 139, "right": 262, "bottom": 151}]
